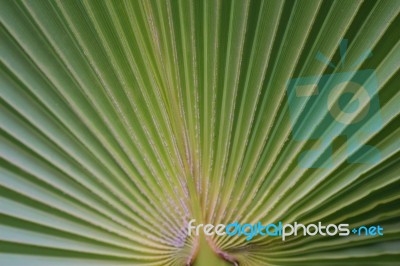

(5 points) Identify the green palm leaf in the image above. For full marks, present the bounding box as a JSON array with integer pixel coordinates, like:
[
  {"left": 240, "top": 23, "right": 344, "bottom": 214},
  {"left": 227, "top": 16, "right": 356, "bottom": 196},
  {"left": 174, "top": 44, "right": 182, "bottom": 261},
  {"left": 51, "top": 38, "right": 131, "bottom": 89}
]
[{"left": 1, "top": 0, "right": 399, "bottom": 265}]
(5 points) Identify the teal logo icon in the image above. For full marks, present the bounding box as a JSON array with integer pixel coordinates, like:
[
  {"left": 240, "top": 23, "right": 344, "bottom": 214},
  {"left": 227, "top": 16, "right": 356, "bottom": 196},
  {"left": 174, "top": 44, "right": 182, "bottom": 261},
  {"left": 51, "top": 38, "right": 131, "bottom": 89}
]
[{"left": 287, "top": 40, "right": 382, "bottom": 168}]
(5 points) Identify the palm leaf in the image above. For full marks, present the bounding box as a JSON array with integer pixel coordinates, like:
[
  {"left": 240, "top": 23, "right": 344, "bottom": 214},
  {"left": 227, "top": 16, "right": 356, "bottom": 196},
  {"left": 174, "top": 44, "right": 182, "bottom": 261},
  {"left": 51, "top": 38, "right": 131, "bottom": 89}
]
[{"left": 1, "top": 0, "right": 399, "bottom": 265}]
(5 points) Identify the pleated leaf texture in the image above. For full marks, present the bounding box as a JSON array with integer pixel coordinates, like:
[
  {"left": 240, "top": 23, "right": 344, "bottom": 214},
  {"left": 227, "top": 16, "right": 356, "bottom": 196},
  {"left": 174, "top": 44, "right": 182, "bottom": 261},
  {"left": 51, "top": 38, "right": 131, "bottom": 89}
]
[{"left": 1, "top": 0, "right": 400, "bottom": 265}]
